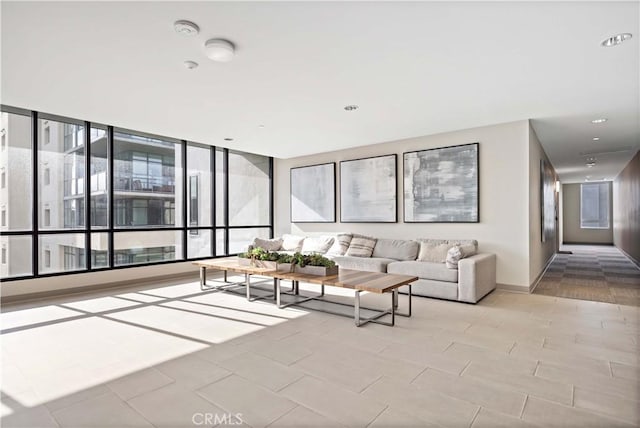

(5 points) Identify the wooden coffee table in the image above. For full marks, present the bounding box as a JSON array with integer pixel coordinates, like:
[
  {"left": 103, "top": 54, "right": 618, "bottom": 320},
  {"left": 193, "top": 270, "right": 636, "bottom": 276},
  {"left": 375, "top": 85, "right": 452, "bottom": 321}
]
[
  {"left": 193, "top": 258, "right": 417, "bottom": 327},
  {"left": 270, "top": 269, "right": 416, "bottom": 327},
  {"left": 193, "top": 258, "right": 281, "bottom": 302}
]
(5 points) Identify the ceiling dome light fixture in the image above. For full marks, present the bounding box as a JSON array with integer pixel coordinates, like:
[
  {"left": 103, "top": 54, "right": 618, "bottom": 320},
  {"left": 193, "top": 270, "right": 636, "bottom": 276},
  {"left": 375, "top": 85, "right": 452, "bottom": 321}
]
[
  {"left": 205, "top": 39, "right": 235, "bottom": 62},
  {"left": 591, "top": 118, "right": 607, "bottom": 124},
  {"left": 592, "top": 137, "right": 600, "bottom": 141},
  {"left": 586, "top": 157, "right": 597, "bottom": 168},
  {"left": 174, "top": 20, "right": 200, "bottom": 36},
  {"left": 183, "top": 60, "right": 198, "bottom": 70},
  {"left": 344, "top": 105, "right": 359, "bottom": 111},
  {"left": 601, "top": 33, "right": 632, "bottom": 47}
]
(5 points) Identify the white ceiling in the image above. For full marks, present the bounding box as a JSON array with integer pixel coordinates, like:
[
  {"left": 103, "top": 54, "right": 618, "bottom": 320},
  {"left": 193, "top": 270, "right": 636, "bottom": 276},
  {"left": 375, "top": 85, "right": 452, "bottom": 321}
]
[{"left": 1, "top": 1, "right": 638, "bottom": 183}]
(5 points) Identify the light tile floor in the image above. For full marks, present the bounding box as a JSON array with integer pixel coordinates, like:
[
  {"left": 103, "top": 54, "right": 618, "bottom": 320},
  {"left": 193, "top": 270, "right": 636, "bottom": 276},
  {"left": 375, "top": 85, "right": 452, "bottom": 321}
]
[{"left": 1, "top": 273, "right": 639, "bottom": 428}]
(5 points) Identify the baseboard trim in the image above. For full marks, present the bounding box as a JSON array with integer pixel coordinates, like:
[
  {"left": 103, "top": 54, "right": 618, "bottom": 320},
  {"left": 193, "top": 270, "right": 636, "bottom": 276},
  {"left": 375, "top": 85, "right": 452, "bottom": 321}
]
[
  {"left": 562, "top": 242, "right": 614, "bottom": 246},
  {"left": 616, "top": 246, "right": 640, "bottom": 270},
  {"left": 529, "top": 254, "right": 556, "bottom": 294},
  {"left": 0, "top": 271, "right": 201, "bottom": 306},
  {"left": 496, "top": 283, "right": 530, "bottom": 294}
]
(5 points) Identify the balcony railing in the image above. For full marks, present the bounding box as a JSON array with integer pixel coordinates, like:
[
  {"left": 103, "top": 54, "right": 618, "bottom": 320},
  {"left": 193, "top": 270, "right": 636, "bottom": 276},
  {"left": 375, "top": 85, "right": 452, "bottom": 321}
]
[{"left": 114, "top": 176, "right": 175, "bottom": 194}]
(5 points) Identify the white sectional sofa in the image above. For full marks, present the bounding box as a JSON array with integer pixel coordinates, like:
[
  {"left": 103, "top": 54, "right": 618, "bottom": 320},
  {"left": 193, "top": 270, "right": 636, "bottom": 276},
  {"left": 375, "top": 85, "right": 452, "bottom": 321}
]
[{"left": 249, "top": 233, "right": 496, "bottom": 304}]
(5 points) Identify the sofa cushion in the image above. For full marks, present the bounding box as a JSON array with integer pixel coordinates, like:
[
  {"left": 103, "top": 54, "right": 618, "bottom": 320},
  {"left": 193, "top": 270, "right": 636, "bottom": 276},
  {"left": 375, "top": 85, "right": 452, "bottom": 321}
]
[
  {"left": 301, "top": 236, "right": 334, "bottom": 254},
  {"left": 333, "top": 256, "right": 396, "bottom": 273},
  {"left": 372, "top": 239, "right": 419, "bottom": 261},
  {"left": 345, "top": 236, "right": 377, "bottom": 257},
  {"left": 387, "top": 261, "right": 459, "bottom": 283},
  {"left": 281, "top": 234, "right": 305, "bottom": 252},
  {"left": 326, "top": 233, "right": 353, "bottom": 256},
  {"left": 445, "top": 243, "right": 478, "bottom": 269},
  {"left": 417, "top": 242, "right": 451, "bottom": 263},
  {"left": 253, "top": 237, "right": 282, "bottom": 252},
  {"left": 460, "top": 243, "right": 478, "bottom": 257},
  {"left": 418, "top": 239, "right": 478, "bottom": 252},
  {"left": 446, "top": 245, "right": 464, "bottom": 269}
]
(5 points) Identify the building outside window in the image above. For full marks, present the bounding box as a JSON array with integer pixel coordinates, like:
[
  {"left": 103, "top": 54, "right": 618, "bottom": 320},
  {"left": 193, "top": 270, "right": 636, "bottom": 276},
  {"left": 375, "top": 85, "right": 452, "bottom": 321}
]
[
  {"left": 0, "top": 108, "right": 273, "bottom": 280},
  {"left": 580, "top": 182, "right": 610, "bottom": 229}
]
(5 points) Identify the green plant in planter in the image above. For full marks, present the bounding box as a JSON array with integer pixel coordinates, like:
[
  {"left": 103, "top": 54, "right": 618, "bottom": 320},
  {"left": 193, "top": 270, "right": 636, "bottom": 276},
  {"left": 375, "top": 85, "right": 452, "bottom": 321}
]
[
  {"left": 306, "top": 253, "right": 336, "bottom": 268},
  {"left": 239, "top": 247, "right": 279, "bottom": 264},
  {"left": 282, "top": 252, "right": 336, "bottom": 271},
  {"left": 276, "top": 253, "right": 294, "bottom": 264}
]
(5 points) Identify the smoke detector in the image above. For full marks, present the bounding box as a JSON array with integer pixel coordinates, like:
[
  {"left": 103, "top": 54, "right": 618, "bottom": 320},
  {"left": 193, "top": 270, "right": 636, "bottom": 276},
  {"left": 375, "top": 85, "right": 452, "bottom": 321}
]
[{"left": 174, "top": 20, "right": 199, "bottom": 36}]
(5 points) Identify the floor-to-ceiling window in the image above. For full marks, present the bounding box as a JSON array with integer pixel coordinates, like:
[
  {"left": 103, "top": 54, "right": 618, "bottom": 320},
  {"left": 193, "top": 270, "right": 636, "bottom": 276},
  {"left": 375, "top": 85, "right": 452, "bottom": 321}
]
[{"left": 0, "top": 106, "right": 273, "bottom": 281}]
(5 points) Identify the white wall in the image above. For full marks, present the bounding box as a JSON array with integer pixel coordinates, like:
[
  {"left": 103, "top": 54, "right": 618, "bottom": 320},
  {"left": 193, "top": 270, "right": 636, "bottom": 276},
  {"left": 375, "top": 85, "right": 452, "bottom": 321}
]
[
  {"left": 1, "top": 262, "right": 197, "bottom": 299},
  {"left": 528, "top": 124, "right": 557, "bottom": 285},
  {"left": 275, "top": 120, "right": 531, "bottom": 289}
]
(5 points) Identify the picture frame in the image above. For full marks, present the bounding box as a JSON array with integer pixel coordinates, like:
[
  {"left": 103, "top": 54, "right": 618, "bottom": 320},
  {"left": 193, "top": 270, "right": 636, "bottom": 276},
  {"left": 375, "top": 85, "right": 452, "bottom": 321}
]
[
  {"left": 340, "top": 154, "right": 397, "bottom": 223},
  {"left": 540, "top": 158, "right": 555, "bottom": 242},
  {"left": 403, "top": 142, "right": 479, "bottom": 223},
  {"left": 290, "top": 162, "right": 336, "bottom": 223}
]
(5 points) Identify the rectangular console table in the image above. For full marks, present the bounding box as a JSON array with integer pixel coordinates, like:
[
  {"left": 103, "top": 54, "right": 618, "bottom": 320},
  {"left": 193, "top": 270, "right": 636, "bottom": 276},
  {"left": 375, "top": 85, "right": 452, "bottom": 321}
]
[{"left": 193, "top": 258, "right": 417, "bottom": 327}]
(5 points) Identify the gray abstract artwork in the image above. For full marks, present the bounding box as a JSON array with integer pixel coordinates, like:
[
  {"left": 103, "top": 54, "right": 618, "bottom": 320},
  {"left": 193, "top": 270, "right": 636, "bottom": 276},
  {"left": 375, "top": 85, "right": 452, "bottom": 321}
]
[
  {"left": 540, "top": 159, "right": 555, "bottom": 242},
  {"left": 404, "top": 143, "right": 479, "bottom": 222},
  {"left": 340, "top": 154, "right": 397, "bottom": 222},
  {"left": 291, "top": 163, "right": 335, "bottom": 222}
]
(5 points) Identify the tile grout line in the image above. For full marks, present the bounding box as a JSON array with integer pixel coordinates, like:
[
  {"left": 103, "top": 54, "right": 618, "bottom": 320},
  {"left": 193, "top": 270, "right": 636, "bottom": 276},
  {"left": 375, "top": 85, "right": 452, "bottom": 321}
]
[
  {"left": 570, "top": 384, "right": 575, "bottom": 407},
  {"left": 117, "top": 377, "right": 177, "bottom": 403},
  {"left": 607, "top": 360, "right": 614, "bottom": 378},
  {"left": 264, "top": 404, "right": 300, "bottom": 428},
  {"left": 458, "top": 360, "right": 473, "bottom": 377},
  {"left": 408, "top": 367, "right": 429, "bottom": 384},
  {"left": 519, "top": 395, "right": 529, "bottom": 419},
  {"left": 468, "top": 406, "right": 481, "bottom": 428},
  {"left": 365, "top": 404, "right": 389, "bottom": 428},
  {"left": 358, "top": 374, "right": 385, "bottom": 394}
]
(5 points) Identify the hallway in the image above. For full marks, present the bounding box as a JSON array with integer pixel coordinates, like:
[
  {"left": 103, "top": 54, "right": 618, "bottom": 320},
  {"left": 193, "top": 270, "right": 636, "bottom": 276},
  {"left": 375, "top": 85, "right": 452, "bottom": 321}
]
[{"left": 535, "top": 245, "right": 640, "bottom": 306}]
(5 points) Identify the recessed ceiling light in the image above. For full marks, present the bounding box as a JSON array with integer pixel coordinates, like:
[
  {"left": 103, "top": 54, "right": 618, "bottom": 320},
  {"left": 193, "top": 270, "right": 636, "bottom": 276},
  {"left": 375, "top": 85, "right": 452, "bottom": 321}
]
[
  {"left": 591, "top": 118, "right": 607, "bottom": 124},
  {"left": 183, "top": 60, "right": 198, "bottom": 70},
  {"left": 174, "top": 20, "right": 199, "bottom": 36},
  {"left": 224, "top": 138, "right": 234, "bottom": 142},
  {"left": 205, "top": 39, "right": 235, "bottom": 62},
  {"left": 601, "top": 33, "right": 632, "bottom": 47},
  {"left": 344, "top": 105, "right": 359, "bottom": 111},
  {"left": 592, "top": 137, "right": 600, "bottom": 141},
  {"left": 586, "top": 157, "right": 597, "bottom": 167},
  {"left": 258, "top": 125, "right": 265, "bottom": 128}
]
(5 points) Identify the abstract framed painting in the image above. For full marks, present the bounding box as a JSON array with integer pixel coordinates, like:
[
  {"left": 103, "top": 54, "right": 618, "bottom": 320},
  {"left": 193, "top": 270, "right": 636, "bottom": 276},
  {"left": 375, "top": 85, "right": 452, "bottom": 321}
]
[
  {"left": 340, "top": 154, "right": 397, "bottom": 223},
  {"left": 404, "top": 143, "right": 479, "bottom": 223},
  {"left": 290, "top": 162, "right": 336, "bottom": 223},
  {"left": 540, "top": 158, "right": 556, "bottom": 242}
]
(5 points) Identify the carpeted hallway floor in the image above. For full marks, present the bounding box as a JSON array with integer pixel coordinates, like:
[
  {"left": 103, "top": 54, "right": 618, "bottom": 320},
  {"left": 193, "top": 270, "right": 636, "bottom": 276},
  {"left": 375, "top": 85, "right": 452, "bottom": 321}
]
[{"left": 534, "top": 245, "right": 640, "bottom": 306}]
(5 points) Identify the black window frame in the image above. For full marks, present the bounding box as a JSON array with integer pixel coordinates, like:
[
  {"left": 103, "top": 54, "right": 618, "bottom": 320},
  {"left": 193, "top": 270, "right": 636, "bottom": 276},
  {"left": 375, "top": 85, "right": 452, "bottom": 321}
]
[{"left": 0, "top": 105, "right": 274, "bottom": 281}]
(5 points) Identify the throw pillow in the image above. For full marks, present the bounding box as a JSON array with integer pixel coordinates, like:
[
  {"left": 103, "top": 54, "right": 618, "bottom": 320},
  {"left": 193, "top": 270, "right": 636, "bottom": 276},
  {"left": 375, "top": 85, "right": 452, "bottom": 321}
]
[
  {"left": 326, "top": 233, "right": 353, "bottom": 256},
  {"left": 301, "top": 236, "right": 335, "bottom": 254},
  {"left": 253, "top": 237, "right": 283, "bottom": 252},
  {"left": 460, "top": 243, "right": 477, "bottom": 257},
  {"left": 446, "top": 245, "right": 464, "bottom": 269},
  {"left": 345, "top": 236, "right": 377, "bottom": 257},
  {"left": 417, "top": 242, "right": 451, "bottom": 263},
  {"left": 281, "top": 234, "right": 305, "bottom": 252}
]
